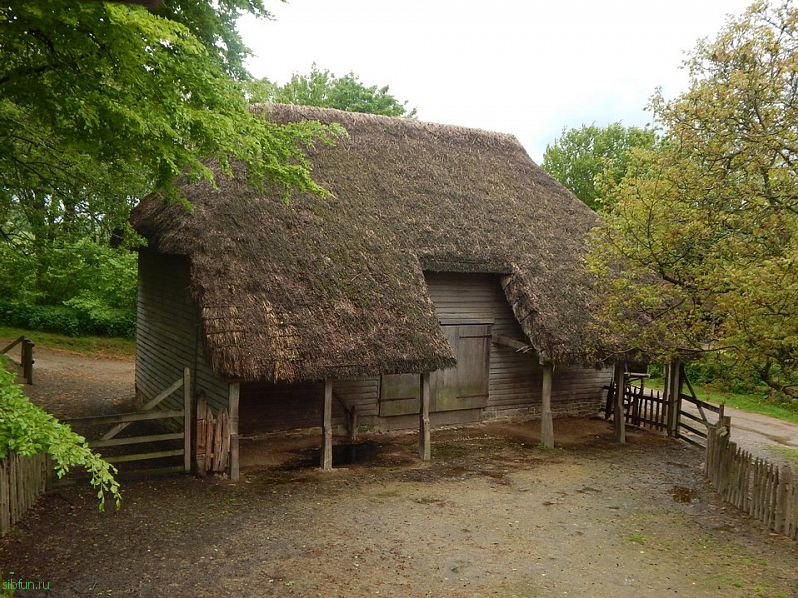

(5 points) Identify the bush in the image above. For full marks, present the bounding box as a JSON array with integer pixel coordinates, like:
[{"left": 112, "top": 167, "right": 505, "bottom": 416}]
[
  {"left": 0, "top": 238, "right": 138, "bottom": 338},
  {"left": 0, "top": 299, "right": 136, "bottom": 339}
]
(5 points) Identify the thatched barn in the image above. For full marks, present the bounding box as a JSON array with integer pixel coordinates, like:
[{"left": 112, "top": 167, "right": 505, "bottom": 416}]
[{"left": 130, "top": 104, "right": 612, "bottom": 478}]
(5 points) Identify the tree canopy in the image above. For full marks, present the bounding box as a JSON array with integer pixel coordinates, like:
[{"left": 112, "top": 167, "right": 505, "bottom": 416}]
[
  {"left": 1, "top": 1, "right": 338, "bottom": 252},
  {"left": 589, "top": 0, "right": 798, "bottom": 399},
  {"left": 248, "top": 64, "right": 417, "bottom": 117},
  {"left": 541, "top": 123, "right": 658, "bottom": 212}
]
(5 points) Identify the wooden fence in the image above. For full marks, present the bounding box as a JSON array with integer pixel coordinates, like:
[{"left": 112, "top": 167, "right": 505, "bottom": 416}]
[
  {"left": 195, "top": 393, "right": 230, "bottom": 475},
  {"left": 706, "top": 418, "right": 797, "bottom": 541},
  {"left": 64, "top": 367, "right": 191, "bottom": 474},
  {"left": 1, "top": 336, "right": 34, "bottom": 384},
  {"left": 0, "top": 451, "right": 51, "bottom": 537},
  {"left": 606, "top": 362, "right": 722, "bottom": 446}
]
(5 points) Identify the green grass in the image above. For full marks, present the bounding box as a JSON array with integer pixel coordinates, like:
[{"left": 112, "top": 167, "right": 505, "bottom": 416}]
[
  {"left": 0, "top": 326, "right": 135, "bottom": 358},
  {"left": 647, "top": 377, "right": 798, "bottom": 424}
]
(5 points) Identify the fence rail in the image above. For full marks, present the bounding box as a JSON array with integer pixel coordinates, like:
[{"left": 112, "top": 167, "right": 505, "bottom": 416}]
[
  {"left": 706, "top": 418, "right": 797, "bottom": 541},
  {"left": 0, "top": 451, "right": 51, "bottom": 537},
  {"left": 64, "top": 368, "right": 191, "bottom": 474}
]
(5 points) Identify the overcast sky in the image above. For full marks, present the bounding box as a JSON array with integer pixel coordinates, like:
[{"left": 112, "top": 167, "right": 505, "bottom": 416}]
[{"left": 239, "top": 0, "right": 755, "bottom": 163}]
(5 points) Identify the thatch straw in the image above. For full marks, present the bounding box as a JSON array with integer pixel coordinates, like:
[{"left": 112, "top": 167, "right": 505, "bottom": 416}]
[{"left": 131, "top": 105, "right": 601, "bottom": 382}]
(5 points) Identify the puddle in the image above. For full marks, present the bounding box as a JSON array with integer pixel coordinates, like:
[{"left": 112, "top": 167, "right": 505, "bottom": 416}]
[
  {"left": 670, "top": 485, "right": 699, "bottom": 503},
  {"left": 282, "top": 441, "right": 383, "bottom": 469}
]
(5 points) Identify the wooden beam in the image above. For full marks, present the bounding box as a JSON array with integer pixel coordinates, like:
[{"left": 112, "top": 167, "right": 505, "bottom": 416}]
[
  {"left": 540, "top": 362, "right": 554, "bottom": 448},
  {"left": 229, "top": 382, "right": 240, "bottom": 481},
  {"left": 322, "top": 379, "right": 333, "bottom": 471},
  {"left": 613, "top": 362, "right": 626, "bottom": 443},
  {"left": 419, "top": 372, "right": 431, "bottom": 460},
  {"left": 492, "top": 335, "right": 533, "bottom": 352},
  {"left": 183, "top": 367, "right": 191, "bottom": 473}
]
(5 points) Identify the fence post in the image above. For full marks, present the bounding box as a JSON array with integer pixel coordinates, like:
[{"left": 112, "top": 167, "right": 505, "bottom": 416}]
[
  {"left": 183, "top": 367, "right": 191, "bottom": 473},
  {"left": 613, "top": 362, "right": 626, "bottom": 443},
  {"left": 21, "top": 339, "right": 34, "bottom": 385},
  {"left": 666, "top": 358, "right": 681, "bottom": 437},
  {"left": 775, "top": 465, "right": 791, "bottom": 536}
]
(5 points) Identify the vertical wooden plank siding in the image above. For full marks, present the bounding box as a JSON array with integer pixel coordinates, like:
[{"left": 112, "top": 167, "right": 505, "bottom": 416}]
[
  {"left": 229, "top": 382, "right": 240, "bottom": 481},
  {"left": 136, "top": 250, "right": 230, "bottom": 417},
  {"left": 419, "top": 372, "right": 431, "bottom": 460},
  {"left": 540, "top": 363, "right": 554, "bottom": 448},
  {"left": 322, "top": 380, "right": 333, "bottom": 471}
]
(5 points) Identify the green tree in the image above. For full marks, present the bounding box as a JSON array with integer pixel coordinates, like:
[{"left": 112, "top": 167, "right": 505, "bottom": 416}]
[
  {"left": 248, "top": 64, "right": 417, "bottom": 117},
  {"left": 0, "top": 1, "right": 340, "bottom": 324},
  {"left": 589, "top": 1, "right": 798, "bottom": 400},
  {"left": 542, "top": 123, "right": 658, "bottom": 211}
]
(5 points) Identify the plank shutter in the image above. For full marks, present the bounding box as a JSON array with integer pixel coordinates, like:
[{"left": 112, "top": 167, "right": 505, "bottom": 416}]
[{"left": 379, "top": 373, "right": 421, "bottom": 417}]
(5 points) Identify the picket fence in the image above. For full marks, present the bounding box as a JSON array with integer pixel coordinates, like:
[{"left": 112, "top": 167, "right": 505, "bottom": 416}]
[
  {"left": 0, "top": 451, "right": 51, "bottom": 537},
  {"left": 706, "top": 418, "right": 797, "bottom": 541}
]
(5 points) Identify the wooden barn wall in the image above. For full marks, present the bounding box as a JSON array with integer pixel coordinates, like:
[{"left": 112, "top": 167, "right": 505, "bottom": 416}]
[
  {"left": 424, "top": 272, "right": 610, "bottom": 420},
  {"left": 136, "top": 250, "right": 229, "bottom": 416},
  {"left": 236, "top": 272, "right": 610, "bottom": 434}
]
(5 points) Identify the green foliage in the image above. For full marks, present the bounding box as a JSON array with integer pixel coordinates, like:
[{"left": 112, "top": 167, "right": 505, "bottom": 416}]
[
  {"left": 0, "top": 237, "right": 137, "bottom": 337},
  {"left": 0, "top": 1, "right": 342, "bottom": 337},
  {"left": 589, "top": 1, "right": 798, "bottom": 401},
  {"left": 541, "top": 122, "right": 658, "bottom": 211},
  {"left": 0, "top": 364, "right": 120, "bottom": 510},
  {"left": 248, "top": 64, "right": 417, "bottom": 117}
]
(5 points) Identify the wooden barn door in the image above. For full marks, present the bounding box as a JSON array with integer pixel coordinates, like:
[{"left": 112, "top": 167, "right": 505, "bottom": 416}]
[
  {"left": 378, "top": 323, "right": 491, "bottom": 417},
  {"left": 430, "top": 323, "right": 491, "bottom": 411}
]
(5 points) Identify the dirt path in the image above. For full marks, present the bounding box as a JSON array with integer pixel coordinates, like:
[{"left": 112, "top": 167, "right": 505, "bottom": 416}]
[
  {"left": 2, "top": 421, "right": 797, "bottom": 598},
  {"left": 723, "top": 406, "right": 798, "bottom": 464},
  {"left": 2, "top": 346, "right": 797, "bottom": 597},
  {"left": 5, "top": 342, "right": 136, "bottom": 419}
]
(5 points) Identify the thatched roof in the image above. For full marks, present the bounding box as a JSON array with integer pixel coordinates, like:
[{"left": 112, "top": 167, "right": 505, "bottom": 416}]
[{"left": 131, "top": 104, "right": 602, "bottom": 383}]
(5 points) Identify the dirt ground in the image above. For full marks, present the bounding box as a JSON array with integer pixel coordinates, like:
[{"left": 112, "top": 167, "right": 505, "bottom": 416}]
[{"left": 1, "top": 346, "right": 797, "bottom": 597}]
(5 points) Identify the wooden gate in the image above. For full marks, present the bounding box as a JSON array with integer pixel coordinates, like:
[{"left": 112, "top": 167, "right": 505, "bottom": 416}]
[
  {"left": 605, "top": 363, "right": 722, "bottom": 446},
  {"left": 195, "top": 393, "right": 230, "bottom": 475},
  {"left": 64, "top": 368, "right": 191, "bottom": 474}
]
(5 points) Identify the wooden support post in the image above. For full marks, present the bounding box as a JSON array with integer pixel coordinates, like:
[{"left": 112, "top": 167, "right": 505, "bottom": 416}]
[
  {"left": 322, "top": 379, "right": 333, "bottom": 471},
  {"left": 540, "top": 362, "right": 554, "bottom": 448},
  {"left": 228, "top": 382, "right": 240, "bottom": 481},
  {"left": 419, "top": 372, "right": 431, "bottom": 460},
  {"left": 613, "top": 362, "right": 626, "bottom": 443},
  {"left": 183, "top": 367, "right": 191, "bottom": 473}
]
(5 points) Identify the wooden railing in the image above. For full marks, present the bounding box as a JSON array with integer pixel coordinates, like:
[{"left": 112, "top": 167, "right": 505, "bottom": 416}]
[
  {"left": 0, "top": 451, "right": 51, "bottom": 537},
  {"left": 1, "top": 336, "right": 34, "bottom": 384},
  {"left": 64, "top": 368, "right": 191, "bottom": 474},
  {"left": 706, "top": 417, "right": 797, "bottom": 541}
]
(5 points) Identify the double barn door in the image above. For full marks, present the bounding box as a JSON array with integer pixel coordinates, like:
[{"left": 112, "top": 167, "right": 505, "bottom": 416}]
[{"left": 379, "top": 323, "right": 491, "bottom": 417}]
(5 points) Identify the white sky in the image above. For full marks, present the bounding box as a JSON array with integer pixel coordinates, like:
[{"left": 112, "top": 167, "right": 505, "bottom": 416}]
[{"left": 238, "top": 0, "right": 754, "bottom": 163}]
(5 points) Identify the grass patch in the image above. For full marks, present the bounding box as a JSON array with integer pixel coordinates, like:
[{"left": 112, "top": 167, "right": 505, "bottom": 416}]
[
  {"left": 0, "top": 326, "right": 135, "bottom": 359},
  {"left": 647, "top": 378, "right": 798, "bottom": 424},
  {"left": 765, "top": 445, "right": 798, "bottom": 468}
]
